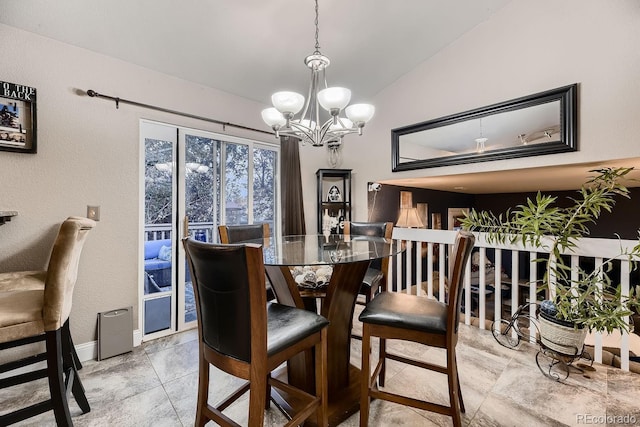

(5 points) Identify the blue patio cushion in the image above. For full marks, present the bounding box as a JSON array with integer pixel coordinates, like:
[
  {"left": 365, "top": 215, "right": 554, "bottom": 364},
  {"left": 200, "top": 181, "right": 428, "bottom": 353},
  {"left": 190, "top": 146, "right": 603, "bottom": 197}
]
[
  {"left": 145, "top": 239, "right": 171, "bottom": 260},
  {"left": 145, "top": 258, "right": 171, "bottom": 272}
]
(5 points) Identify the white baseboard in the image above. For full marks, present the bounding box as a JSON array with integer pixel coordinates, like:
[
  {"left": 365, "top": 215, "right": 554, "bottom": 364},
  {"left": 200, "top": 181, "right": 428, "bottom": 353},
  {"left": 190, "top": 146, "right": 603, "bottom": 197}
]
[{"left": 75, "top": 329, "right": 142, "bottom": 362}]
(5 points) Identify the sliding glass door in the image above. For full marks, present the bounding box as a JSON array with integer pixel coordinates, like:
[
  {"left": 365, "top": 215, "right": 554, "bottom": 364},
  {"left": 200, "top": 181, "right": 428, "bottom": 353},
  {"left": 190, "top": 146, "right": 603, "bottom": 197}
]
[{"left": 141, "top": 120, "right": 279, "bottom": 340}]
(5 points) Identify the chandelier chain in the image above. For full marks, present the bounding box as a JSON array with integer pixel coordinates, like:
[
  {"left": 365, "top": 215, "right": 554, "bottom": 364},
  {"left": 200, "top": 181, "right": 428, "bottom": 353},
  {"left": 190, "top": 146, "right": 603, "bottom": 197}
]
[{"left": 314, "top": 0, "right": 321, "bottom": 54}]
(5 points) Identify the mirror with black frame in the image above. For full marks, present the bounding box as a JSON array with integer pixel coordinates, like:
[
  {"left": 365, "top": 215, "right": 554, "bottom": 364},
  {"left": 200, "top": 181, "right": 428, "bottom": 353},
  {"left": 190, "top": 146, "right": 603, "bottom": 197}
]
[{"left": 392, "top": 84, "right": 577, "bottom": 171}]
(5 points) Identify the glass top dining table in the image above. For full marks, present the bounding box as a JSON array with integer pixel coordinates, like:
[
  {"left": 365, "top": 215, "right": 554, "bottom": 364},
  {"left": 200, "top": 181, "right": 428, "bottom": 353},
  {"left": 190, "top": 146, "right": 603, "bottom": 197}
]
[
  {"left": 241, "top": 233, "right": 403, "bottom": 267},
  {"left": 239, "top": 233, "right": 404, "bottom": 426}
]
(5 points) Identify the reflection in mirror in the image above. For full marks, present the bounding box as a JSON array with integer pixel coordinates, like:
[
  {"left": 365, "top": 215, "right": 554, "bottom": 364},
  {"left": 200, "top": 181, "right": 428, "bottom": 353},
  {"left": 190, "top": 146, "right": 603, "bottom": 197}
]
[{"left": 392, "top": 84, "right": 577, "bottom": 171}]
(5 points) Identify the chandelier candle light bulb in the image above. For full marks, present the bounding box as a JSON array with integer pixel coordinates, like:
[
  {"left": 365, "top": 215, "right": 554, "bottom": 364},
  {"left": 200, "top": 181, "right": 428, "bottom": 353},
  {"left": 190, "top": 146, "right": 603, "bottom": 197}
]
[{"left": 261, "top": 0, "right": 374, "bottom": 166}]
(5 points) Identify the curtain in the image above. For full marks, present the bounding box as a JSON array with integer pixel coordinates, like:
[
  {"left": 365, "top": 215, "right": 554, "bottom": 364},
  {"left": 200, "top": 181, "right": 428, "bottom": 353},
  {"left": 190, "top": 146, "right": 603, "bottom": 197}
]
[{"left": 280, "top": 136, "right": 306, "bottom": 235}]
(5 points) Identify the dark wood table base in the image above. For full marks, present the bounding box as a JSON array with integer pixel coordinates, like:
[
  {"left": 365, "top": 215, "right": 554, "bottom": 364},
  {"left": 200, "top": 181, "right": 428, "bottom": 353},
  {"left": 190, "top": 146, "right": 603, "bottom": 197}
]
[
  {"left": 271, "top": 364, "right": 362, "bottom": 427},
  {"left": 265, "top": 261, "right": 371, "bottom": 426}
]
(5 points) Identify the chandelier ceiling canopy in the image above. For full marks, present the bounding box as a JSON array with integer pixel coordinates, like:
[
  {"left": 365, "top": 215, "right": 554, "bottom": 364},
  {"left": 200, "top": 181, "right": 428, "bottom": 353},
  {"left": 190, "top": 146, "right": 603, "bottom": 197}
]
[{"left": 261, "top": 0, "right": 375, "bottom": 164}]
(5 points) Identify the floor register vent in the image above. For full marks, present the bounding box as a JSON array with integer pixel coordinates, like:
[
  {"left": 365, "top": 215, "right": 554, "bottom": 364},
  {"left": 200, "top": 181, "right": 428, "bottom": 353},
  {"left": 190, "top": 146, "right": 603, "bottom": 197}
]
[{"left": 97, "top": 307, "right": 133, "bottom": 361}]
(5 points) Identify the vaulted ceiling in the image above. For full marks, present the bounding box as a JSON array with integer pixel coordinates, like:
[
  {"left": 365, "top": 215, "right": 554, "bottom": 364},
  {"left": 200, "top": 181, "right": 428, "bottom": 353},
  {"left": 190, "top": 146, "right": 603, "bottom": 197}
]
[
  {"left": 0, "top": 0, "right": 510, "bottom": 104},
  {"left": 3, "top": 0, "right": 639, "bottom": 193}
]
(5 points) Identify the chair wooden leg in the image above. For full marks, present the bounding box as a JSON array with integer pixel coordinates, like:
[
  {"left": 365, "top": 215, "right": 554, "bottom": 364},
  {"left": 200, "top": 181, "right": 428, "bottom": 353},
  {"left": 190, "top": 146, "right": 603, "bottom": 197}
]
[
  {"left": 46, "top": 329, "right": 73, "bottom": 427},
  {"left": 61, "top": 321, "right": 90, "bottom": 414},
  {"left": 195, "top": 356, "right": 210, "bottom": 427},
  {"left": 315, "top": 328, "right": 328, "bottom": 427},
  {"left": 265, "top": 373, "right": 272, "bottom": 410},
  {"left": 71, "top": 339, "right": 83, "bottom": 370},
  {"left": 447, "top": 348, "right": 462, "bottom": 427},
  {"left": 248, "top": 369, "right": 266, "bottom": 427},
  {"left": 360, "top": 324, "right": 371, "bottom": 427},
  {"left": 378, "top": 337, "right": 386, "bottom": 387},
  {"left": 456, "top": 356, "right": 465, "bottom": 414},
  {"left": 64, "top": 324, "right": 83, "bottom": 372}
]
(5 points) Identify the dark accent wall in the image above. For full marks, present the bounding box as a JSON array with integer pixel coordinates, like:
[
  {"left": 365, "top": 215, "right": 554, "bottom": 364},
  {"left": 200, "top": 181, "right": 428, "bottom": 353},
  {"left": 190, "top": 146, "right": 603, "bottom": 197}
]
[
  {"left": 367, "top": 184, "right": 475, "bottom": 229},
  {"left": 370, "top": 184, "right": 640, "bottom": 283},
  {"left": 474, "top": 187, "right": 640, "bottom": 239},
  {"left": 369, "top": 184, "right": 640, "bottom": 239}
]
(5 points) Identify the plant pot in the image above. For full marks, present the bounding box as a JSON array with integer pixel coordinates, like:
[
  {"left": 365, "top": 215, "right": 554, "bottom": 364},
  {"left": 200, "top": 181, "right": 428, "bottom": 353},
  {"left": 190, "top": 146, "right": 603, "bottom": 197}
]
[{"left": 538, "top": 312, "right": 587, "bottom": 356}]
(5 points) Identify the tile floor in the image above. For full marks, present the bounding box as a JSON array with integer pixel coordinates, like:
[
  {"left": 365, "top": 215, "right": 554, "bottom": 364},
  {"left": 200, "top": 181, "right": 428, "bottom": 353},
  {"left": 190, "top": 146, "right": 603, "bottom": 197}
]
[{"left": 2, "top": 312, "right": 640, "bottom": 427}]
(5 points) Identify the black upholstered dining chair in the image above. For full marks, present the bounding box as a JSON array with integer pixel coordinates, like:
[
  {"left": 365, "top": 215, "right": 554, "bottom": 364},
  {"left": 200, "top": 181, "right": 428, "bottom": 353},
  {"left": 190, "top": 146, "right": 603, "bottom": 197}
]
[
  {"left": 218, "top": 223, "right": 270, "bottom": 244},
  {"left": 0, "top": 216, "right": 96, "bottom": 426},
  {"left": 343, "top": 221, "right": 393, "bottom": 339},
  {"left": 343, "top": 221, "right": 393, "bottom": 303},
  {"left": 358, "top": 231, "right": 475, "bottom": 427},
  {"left": 218, "top": 223, "right": 275, "bottom": 301},
  {"left": 183, "top": 239, "right": 329, "bottom": 427}
]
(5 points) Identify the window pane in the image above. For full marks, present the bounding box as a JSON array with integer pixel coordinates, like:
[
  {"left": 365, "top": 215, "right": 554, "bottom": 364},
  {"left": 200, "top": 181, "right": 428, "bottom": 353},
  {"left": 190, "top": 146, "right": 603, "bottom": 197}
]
[
  {"left": 185, "top": 135, "right": 216, "bottom": 225},
  {"left": 253, "top": 146, "right": 276, "bottom": 232},
  {"left": 144, "top": 137, "right": 174, "bottom": 338},
  {"left": 224, "top": 143, "right": 248, "bottom": 225},
  {"left": 145, "top": 138, "right": 173, "bottom": 226}
]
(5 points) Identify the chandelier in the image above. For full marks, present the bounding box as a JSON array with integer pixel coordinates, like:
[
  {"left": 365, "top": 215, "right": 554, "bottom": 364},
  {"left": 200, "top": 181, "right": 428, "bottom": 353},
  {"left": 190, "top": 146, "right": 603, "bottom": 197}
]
[
  {"left": 475, "top": 117, "right": 487, "bottom": 153},
  {"left": 261, "top": 0, "right": 375, "bottom": 163}
]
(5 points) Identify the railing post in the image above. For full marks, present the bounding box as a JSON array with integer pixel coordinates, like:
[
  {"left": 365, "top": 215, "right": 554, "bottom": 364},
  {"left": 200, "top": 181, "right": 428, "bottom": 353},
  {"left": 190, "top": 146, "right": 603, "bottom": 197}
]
[
  {"left": 478, "top": 247, "right": 486, "bottom": 329},
  {"left": 529, "top": 251, "right": 537, "bottom": 343},
  {"left": 494, "top": 249, "right": 502, "bottom": 325},
  {"left": 620, "top": 260, "right": 630, "bottom": 371},
  {"left": 593, "top": 257, "right": 604, "bottom": 364}
]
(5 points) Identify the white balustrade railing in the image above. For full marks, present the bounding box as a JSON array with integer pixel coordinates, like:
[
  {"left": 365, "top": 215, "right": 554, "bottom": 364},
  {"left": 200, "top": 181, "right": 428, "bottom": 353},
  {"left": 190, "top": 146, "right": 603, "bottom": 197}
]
[
  {"left": 390, "top": 227, "right": 638, "bottom": 371},
  {"left": 145, "top": 222, "right": 215, "bottom": 242}
]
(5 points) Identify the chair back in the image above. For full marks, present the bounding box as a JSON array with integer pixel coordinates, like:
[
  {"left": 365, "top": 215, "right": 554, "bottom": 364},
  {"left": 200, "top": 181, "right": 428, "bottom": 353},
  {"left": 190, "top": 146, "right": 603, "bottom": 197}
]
[
  {"left": 447, "top": 231, "right": 475, "bottom": 335},
  {"left": 344, "top": 221, "right": 393, "bottom": 274},
  {"left": 344, "top": 221, "right": 392, "bottom": 238},
  {"left": 218, "top": 223, "right": 270, "bottom": 244},
  {"left": 183, "top": 239, "right": 266, "bottom": 362},
  {"left": 43, "top": 216, "right": 96, "bottom": 331}
]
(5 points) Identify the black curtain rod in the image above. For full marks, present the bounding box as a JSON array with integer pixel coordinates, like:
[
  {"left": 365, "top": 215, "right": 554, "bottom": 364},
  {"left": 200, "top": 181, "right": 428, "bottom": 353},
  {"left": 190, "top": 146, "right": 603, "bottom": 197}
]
[{"left": 85, "top": 89, "right": 274, "bottom": 136}]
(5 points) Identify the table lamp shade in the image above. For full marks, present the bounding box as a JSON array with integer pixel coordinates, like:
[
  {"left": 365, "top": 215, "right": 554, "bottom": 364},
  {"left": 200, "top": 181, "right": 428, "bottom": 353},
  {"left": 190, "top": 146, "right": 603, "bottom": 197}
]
[{"left": 396, "top": 191, "right": 424, "bottom": 228}]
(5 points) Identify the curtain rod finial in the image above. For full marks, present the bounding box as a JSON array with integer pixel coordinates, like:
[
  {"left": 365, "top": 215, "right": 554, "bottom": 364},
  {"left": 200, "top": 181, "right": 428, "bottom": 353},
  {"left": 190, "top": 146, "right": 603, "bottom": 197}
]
[{"left": 86, "top": 89, "right": 98, "bottom": 97}]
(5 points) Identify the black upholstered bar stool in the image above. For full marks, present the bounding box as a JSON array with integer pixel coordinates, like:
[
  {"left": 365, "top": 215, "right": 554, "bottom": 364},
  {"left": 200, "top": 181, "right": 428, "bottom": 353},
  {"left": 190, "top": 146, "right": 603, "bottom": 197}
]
[
  {"left": 359, "top": 231, "right": 475, "bottom": 427},
  {"left": 0, "top": 217, "right": 96, "bottom": 426},
  {"left": 183, "top": 239, "right": 329, "bottom": 426}
]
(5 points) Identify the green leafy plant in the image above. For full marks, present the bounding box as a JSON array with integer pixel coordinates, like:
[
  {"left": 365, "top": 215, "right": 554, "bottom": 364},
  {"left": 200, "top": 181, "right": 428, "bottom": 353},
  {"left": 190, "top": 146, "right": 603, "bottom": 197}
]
[{"left": 460, "top": 167, "right": 640, "bottom": 333}]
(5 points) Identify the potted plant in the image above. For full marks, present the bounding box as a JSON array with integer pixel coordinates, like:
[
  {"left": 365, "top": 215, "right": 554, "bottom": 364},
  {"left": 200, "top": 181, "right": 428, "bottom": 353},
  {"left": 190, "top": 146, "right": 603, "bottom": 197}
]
[{"left": 460, "top": 167, "right": 640, "bottom": 356}]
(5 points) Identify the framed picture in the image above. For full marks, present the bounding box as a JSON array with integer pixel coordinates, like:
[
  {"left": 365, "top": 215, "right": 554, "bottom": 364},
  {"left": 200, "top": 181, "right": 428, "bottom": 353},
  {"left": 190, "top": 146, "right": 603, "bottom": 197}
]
[
  {"left": 327, "top": 185, "right": 342, "bottom": 202},
  {"left": 416, "top": 203, "right": 429, "bottom": 228},
  {"left": 448, "top": 208, "right": 469, "bottom": 231},
  {"left": 431, "top": 213, "right": 442, "bottom": 230},
  {"left": 0, "top": 81, "right": 37, "bottom": 153}
]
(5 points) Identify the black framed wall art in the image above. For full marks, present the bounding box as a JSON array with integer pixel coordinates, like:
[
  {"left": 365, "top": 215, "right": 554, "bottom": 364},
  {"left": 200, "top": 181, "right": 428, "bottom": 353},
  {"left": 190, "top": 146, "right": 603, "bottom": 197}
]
[{"left": 0, "top": 81, "right": 37, "bottom": 153}]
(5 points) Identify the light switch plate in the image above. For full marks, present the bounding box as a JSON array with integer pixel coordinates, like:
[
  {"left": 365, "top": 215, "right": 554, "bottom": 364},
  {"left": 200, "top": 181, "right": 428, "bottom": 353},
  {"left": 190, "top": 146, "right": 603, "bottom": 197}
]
[{"left": 87, "top": 205, "right": 100, "bottom": 221}]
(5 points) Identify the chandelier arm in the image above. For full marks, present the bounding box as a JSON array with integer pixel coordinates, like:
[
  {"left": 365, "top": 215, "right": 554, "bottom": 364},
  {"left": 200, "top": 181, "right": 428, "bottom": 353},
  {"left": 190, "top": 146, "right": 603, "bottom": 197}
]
[
  {"left": 318, "top": 122, "right": 332, "bottom": 145},
  {"left": 318, "top": 120, "right": 346, "bottom": 145},
  {"left": 319, "top": 118, "right": 335, "bottom": 133},
  {"left": 288, "top": 122, "right": 315, "bottom": 141},
  {"left": 298, "top": 68, "right": 315, "bottom": 123},
  {"left": 313, "top": 74, "right": 321, "bottom": 132}
]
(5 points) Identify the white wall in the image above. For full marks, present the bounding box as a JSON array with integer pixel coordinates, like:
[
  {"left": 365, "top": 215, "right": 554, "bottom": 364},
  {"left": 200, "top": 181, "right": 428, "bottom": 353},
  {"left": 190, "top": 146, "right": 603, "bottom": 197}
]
[
  {"left": 299, "top": 0, "right": 640, "bottom": 224},
  {"left": 0, "top": 24, "right": 272, "bottom": 344}
]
